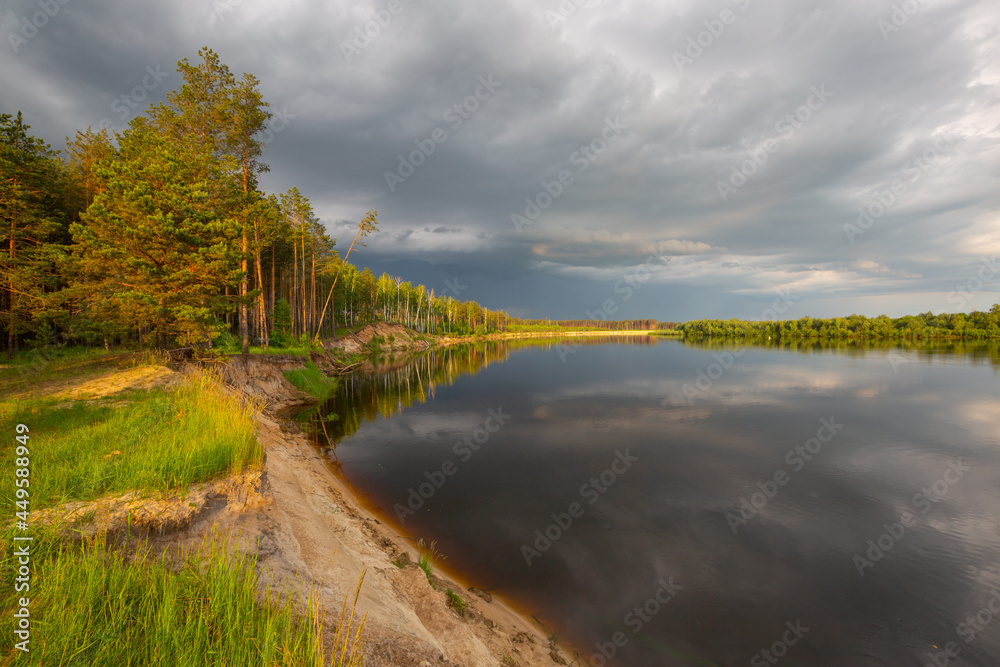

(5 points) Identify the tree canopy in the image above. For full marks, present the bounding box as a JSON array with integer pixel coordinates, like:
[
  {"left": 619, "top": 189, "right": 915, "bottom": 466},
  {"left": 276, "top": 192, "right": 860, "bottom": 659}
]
[{"left": 0, "top": 48, "right": 520, "bottom": 355}]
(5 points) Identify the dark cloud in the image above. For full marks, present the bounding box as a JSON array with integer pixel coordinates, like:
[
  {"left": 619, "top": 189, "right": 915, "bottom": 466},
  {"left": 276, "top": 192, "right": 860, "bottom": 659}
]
[{"left": 3, "top": 0, "right": 998, "bottom": 319}]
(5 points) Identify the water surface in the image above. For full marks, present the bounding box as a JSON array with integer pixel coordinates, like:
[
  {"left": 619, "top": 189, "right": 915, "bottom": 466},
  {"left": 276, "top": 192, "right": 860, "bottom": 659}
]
[{"left": 305, "top": 337, "right": 1000, "bottom": 666}]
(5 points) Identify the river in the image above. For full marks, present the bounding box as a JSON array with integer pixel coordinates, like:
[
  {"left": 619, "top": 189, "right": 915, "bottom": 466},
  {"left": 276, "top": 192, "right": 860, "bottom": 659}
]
[{"left": 300, "top": 336, "right": 1000, "bottom": 666}]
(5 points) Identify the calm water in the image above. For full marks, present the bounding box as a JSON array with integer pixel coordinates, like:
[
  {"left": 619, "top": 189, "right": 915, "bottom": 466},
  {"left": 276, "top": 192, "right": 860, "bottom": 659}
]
[{"left": 303, "top": 337, "right": 1000, "bottom": 666}]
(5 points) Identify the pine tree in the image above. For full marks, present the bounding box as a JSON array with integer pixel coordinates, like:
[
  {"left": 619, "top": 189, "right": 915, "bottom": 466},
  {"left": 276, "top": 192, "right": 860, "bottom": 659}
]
[
  {"left": 0, "top": 112, "right": 67, "bottom": 356},
  {"left": 228, "top": 72, "right": 272, "bottom": 354},
  {"left": 72, "top": 114, "right": 236, "bottom": 346}
]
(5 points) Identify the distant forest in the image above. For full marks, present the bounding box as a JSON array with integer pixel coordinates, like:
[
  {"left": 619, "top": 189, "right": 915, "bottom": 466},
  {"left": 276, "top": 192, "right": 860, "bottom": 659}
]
[{"left": 677, "top": 308, "right": 1000, "bottom": 340}]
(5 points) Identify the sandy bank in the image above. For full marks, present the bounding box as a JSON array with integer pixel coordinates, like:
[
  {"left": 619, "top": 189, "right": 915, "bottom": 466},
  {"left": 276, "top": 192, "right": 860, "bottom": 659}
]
[{"left": 191, "top": 355, "right": 577, "bottom": 666}]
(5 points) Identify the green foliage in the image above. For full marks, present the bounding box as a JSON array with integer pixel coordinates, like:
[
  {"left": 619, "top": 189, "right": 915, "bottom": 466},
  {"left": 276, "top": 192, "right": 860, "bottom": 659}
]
[
  {"left": 283, "top": 361, "right": 339, "bottom": 401},
  {"left": 0, "top": 373, "right": 261, "bottom": 509},
  {"left": 0, "top": 346, "right": 121, "bottom": 394},
  {"left": 213, "top": 329, "right": 240, "bottom": 353},
  {"left": 507, "top": 319, "right": 658, "bottom": 332},
  {"left": 0, "top": 111, "right": 69, "bottom": 357},
  {"left": 416, "top": 539, "right": 444, "bottom": 589},
  {"left": 446, "top": 589, "right": 468, "bottom": 618},
  {"left": 67, "top": 47, "right": 275, "bottom": 349},
  {"left": 3, "top": 48, "right": 603, "bottom": 353},
  {"left": 271, "top": 298, "right": 292, "bottom": 346},
  {"left": 0, "top": 530, "right": 366, "bottom": 666},
  {"left": 677, "top": 305, "right": 1000, "bottom": 341},
  {"left": 649, "top": 328, "right": 684, "bottom": 337},
  {"left": 367, "top": 334, "right": 384, "bottom": 356}
]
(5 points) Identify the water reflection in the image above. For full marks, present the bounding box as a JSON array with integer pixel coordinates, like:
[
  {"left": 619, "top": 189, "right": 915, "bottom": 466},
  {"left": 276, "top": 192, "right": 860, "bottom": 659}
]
[
  {"left": 680, "top": 336, "right": 1000, "bottom": 367},
  {"left": 302, "top": 335, "right": 661, "bottom": 452},
  {"left": 300, "top": 337, "right": 1000, "bottom": 666}
]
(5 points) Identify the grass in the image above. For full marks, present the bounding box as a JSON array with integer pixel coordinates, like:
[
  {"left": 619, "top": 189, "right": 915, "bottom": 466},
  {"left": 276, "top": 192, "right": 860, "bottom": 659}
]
[
  {"left": 367, "top": 335, "right": 385, "bottom": 356},
  {"left": 0, "top": 372, "right": 261, "bottom": 510},
  {"left": 0, "top": 346, "right": 155, "bottom": 396},
  {"left": 0, "top": 529, "right": 366, "bottom": 666},
  {"left": 416, "top": 539, "right": 444, "bottom": 589},
  {"left": 0, "top": 347, "right": 372, "bottom": 665},
  {"left": 249, "top": 345, "right": 314, "bottom": 357},
  {"left": 246, "top": 325, "right": 370, "bottom": 357},
  {"left": 284, "top": 361, "right": 340, "bottom": 401},
  {"left": 445, "top": 588, "right": 467, "bottom": 618}
]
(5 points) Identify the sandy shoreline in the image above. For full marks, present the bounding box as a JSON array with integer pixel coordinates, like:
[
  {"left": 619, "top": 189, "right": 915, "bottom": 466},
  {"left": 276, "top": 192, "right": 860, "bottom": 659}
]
[
  {"left": 220, "top": 351, "right": 580, "bottom": 666},
  {"left": 253, "top": 404, "right": 578, "bottom": 666}
]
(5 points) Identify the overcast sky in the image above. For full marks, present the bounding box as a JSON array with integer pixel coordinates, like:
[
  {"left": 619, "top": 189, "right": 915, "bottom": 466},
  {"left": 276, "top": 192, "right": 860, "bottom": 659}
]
[{"left": 3, "top": 0, "right": 999, "bottom": 320}]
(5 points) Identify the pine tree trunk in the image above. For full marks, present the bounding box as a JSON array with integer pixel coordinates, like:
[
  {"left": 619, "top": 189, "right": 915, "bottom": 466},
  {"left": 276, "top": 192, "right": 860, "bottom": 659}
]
[
  {"left": 310, "top": 235, "right": 316, "bottom": 337},
  {"left": 292, "top": 232, "right": 298, "bottom": 338},
  {"left": 7, "top": 222, "right": 15, "bottom": 359},
  {"left": 270, "top": 244, "right": 275, "bottom": 345},
  {"left": 300, "top": 217, "right": 306, "bottom": 339},
  {"left": 240, "top": 229, "right": 249, "bottom": 355}
]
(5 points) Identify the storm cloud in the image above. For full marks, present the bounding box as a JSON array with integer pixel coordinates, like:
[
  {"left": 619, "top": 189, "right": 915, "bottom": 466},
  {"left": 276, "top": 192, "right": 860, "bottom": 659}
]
[{"left": 3, "top": 0, "right": 998, "bottom": 319}]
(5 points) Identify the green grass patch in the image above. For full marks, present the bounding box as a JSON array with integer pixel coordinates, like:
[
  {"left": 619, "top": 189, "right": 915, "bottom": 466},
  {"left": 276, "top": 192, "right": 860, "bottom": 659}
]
[
  {"left": 446, "top": 588, "right": 467, "bottom": 618},
  {"left": 0, "top": 530, "right": 366, "bottom": 666},
  {"left": 0, "top": 373, "right": 261, "bottom": 510},
  {"left": 0, "top": 347, "right": 155, "bottom": 396},
  {"left": 416, "top": 539, "right": 444, "bottom": 589},
  {"left": 284, "top": 361, "right": 339, "bottom": 401},
  {"left": 248, "top": 344, "right": 314, "bottom": 357}
]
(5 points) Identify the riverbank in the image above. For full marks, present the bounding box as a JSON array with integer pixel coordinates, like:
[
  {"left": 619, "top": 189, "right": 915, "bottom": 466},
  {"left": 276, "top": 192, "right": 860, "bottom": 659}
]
[
  {"left": 2, "top": 350, "right": 575, "bottom": 665},
  {"left": 239, "top": 334, "right": 583, "bottom": 664},
  {"left": 255, "top": 409, "right": 575, "bottom": 666},
  {"left": 235, "top": 354, "right": 576, "bottom": 665}
]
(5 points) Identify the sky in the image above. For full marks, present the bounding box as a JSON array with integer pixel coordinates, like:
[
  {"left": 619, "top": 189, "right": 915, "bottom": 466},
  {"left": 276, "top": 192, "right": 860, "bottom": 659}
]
[{"left": 3, "top": 0, "right": 999, "bottom": 321}]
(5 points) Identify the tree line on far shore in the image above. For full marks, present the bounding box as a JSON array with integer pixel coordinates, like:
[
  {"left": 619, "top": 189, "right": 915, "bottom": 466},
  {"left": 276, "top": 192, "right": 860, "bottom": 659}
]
[{"left": 678, "top": 307, "right": 1000, "bottom": 340}]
